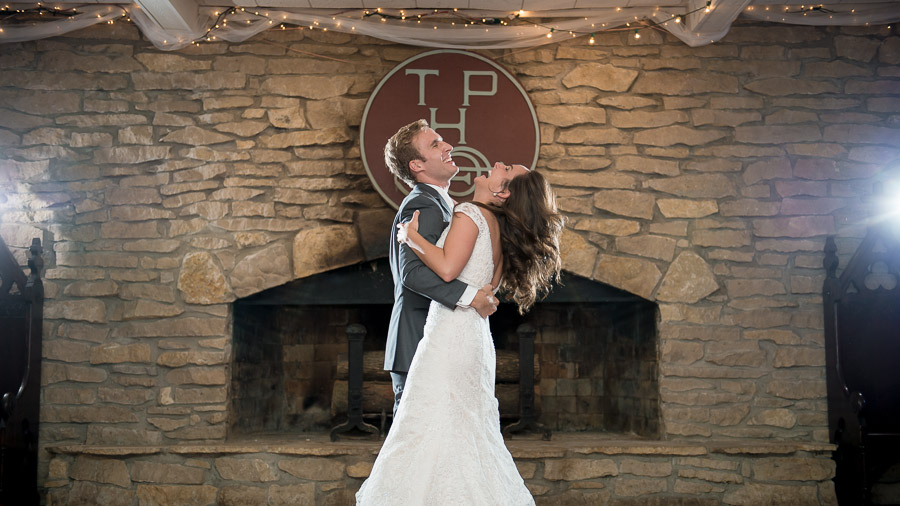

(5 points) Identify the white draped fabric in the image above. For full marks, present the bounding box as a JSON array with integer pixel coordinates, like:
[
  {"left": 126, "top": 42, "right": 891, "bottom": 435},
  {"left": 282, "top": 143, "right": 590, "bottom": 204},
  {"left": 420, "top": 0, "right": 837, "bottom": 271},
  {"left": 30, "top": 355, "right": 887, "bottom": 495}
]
[
  {"left": 0, "top": 4, "right": 129, "bottom": 43},
  {"left": 0, "top": 3, "right": 898, "bottom": 50},
  {"left": 741, "top": 4, "right": 900, "bottom": 26}
]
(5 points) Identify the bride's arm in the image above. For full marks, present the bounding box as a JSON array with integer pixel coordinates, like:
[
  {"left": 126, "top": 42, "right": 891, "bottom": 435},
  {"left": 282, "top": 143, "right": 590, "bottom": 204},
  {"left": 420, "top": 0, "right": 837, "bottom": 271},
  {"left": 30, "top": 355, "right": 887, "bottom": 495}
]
[{"left": 398, "top": 210, "right": 478, "bottom": 283}]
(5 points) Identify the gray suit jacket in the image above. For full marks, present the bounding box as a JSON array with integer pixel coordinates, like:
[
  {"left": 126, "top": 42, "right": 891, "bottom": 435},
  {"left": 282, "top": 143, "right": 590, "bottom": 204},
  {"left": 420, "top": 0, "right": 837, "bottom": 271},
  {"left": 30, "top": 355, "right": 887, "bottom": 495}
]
[{"left": 385, "top": 183, "right": 467, "bottom": 373}]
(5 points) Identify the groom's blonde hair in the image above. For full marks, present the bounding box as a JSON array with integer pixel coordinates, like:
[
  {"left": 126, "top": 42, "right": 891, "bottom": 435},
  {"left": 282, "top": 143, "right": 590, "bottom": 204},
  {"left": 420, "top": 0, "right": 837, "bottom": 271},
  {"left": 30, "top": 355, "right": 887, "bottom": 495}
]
[{"left": 385, "top": 119, "right": 428, "bottom": 188}]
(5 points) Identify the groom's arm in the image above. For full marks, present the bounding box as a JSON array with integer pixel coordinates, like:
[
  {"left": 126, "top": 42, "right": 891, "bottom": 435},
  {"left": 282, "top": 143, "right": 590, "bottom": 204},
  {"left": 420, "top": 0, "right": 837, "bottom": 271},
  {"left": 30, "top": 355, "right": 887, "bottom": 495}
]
[{"left": 398, "top": 197, "right": 472, "bottom": 309}]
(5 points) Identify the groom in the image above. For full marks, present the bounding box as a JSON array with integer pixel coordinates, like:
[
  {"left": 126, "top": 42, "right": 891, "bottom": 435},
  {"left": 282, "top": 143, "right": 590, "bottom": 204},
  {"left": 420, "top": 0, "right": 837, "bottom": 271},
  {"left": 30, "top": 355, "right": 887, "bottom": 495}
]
[{"left": 384, "top": 119, "right": 498, "bottom": 418}]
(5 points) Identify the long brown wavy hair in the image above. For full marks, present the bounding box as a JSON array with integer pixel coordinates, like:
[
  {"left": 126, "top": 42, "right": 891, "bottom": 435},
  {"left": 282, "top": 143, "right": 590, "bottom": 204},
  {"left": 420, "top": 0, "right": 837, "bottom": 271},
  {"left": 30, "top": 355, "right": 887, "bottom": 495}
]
[{"left": 474, "top": 170, "right": 565, "bottom": 314}]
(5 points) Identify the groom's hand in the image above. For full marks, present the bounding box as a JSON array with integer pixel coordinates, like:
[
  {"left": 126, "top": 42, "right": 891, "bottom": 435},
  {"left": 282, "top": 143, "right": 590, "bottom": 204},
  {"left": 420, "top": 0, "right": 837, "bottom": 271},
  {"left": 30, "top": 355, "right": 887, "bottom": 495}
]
[{"left": 471, "top": 285, "right": 498, "bottom": 318}]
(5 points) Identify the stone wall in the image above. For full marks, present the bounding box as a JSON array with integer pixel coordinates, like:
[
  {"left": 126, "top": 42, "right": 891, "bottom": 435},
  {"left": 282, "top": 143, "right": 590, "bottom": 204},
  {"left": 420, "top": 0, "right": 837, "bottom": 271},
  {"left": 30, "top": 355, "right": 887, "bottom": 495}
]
[{"left": 1, "top": 18, "right": 899, "bottom": 504}]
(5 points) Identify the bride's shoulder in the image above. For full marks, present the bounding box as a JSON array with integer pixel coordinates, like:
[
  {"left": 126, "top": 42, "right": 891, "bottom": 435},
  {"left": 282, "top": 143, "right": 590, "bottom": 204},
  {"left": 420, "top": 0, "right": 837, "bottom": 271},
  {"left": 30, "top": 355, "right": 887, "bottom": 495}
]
[
  {"left": 454, "top": 201, "right": 485, "bottom": 219},
  {"left": 455, "top": 203, "right": 498, "bottom": 236}
]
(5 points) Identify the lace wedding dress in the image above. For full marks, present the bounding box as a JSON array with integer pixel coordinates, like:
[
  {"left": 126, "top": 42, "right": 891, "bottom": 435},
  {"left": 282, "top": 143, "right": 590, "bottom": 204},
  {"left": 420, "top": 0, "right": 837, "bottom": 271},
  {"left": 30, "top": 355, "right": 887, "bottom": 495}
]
[{"left": 356, "top": 202, "right": 535, "bottom": 506}]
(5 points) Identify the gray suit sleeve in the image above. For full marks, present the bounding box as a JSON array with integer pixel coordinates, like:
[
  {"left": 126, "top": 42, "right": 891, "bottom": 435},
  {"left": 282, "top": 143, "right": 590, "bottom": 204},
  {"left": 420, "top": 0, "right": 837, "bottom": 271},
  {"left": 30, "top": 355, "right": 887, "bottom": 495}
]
[{"left": 398, "top": 197, "right": 468, "bottom": 309}]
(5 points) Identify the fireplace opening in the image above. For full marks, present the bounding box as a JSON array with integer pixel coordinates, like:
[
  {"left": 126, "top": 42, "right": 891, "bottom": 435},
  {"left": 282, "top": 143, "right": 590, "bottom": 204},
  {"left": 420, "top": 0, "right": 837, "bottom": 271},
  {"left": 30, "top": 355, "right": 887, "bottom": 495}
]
[{"left": 229, "top": 259, "right": 659, "bottom": 439}]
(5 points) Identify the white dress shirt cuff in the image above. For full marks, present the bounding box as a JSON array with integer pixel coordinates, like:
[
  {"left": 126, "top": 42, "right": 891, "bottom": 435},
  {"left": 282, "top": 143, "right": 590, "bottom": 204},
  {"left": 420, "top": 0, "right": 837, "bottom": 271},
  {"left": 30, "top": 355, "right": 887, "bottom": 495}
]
[{"left": 457, "top": 285, "right": 478, "bottom": 307}]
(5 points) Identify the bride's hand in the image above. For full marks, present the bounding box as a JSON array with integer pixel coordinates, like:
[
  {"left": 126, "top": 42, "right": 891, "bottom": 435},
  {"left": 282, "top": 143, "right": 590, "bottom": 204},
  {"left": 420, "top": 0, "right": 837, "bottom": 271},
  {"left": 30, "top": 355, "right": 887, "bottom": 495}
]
[{"left": 397, "top": 210, "right": 420, "bottom": 245}]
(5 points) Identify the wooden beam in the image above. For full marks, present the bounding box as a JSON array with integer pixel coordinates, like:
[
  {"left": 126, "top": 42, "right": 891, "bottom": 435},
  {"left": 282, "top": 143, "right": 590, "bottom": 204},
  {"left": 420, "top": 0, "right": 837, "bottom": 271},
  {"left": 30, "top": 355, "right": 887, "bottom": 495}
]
[
  {"left": 133, "top": 0, "right": 202, "bottom": 35},
  {"left": 686, "top": 0, "right": 752, "bottom": 36}
]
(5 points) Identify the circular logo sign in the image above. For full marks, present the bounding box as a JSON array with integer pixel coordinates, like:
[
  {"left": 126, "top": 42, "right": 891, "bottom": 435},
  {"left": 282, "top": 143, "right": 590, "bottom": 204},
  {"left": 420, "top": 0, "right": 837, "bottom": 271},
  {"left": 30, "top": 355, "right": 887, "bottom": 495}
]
[{"left": 361, "top": 49, "right": 540, "bottom": 210}]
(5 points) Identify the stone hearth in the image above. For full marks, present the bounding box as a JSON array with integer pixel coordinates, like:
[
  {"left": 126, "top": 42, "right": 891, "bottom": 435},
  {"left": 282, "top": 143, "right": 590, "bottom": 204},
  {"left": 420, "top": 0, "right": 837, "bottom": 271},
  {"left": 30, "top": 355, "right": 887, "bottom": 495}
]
[{"left": 44, "top": 435, "right": 836, "bottom": 506}]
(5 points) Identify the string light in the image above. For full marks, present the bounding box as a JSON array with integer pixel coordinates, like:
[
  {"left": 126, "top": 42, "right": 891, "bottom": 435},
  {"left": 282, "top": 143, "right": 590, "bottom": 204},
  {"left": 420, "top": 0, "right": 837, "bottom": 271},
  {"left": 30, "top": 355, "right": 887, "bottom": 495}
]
[
  {"left": 0, "top": 2, "right": 890, "bottom": 51},
  {"left": 0, "top": 5, "right": 692, "bottom": 48},
  {"left": 0, "top": 1, "right": 125, "bottom": 32}
]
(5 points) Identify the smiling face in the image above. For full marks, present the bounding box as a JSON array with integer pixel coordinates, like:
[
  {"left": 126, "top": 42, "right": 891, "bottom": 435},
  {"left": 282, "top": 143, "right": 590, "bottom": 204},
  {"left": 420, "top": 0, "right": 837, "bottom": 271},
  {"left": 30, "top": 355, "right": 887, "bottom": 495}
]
[
  {"left": 408, "top": 128, "right": 458, "bottom": 187},
  {"left": 476, "top": 162, "right": 530, "bottom": 204}
]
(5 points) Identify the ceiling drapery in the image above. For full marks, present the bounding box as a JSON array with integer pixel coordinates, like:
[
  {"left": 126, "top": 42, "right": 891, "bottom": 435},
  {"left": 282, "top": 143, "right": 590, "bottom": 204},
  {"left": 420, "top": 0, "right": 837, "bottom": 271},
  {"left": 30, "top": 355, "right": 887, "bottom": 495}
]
[{"left": 0, "top": 3, "right": 898, "bottom": 51}]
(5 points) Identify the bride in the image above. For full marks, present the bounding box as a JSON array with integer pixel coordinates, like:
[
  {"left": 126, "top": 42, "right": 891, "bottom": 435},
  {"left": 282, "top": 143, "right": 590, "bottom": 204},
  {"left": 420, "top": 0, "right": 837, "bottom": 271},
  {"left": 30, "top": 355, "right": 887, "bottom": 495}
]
[{"left": 355, "top": 162, "right": 564, "bottom": 505}]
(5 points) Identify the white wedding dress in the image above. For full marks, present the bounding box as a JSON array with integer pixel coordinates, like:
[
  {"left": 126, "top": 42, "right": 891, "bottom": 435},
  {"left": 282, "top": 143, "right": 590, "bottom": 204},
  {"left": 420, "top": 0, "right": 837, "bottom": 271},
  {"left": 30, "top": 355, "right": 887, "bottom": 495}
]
[{"left": 356, "top": 202, "right": 535, "bottom": 506}]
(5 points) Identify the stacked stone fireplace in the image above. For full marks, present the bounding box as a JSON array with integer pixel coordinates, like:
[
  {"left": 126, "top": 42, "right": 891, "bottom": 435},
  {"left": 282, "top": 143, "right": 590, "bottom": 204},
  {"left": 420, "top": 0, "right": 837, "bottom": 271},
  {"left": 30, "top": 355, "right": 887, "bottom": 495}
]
[
  {"left": 229, "top": 259, "right": 659, "bottom": 438},
  {"left": 3, "top": 19, "right": 893, "bottom": 504}
]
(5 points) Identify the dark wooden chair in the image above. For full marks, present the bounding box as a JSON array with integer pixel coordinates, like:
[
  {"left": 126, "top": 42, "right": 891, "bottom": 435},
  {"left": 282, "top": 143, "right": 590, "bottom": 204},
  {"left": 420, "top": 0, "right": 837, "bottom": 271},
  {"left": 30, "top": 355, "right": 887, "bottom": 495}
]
[
  {"left": 824, "top": 223, "right": 900, "bottom": 505},
  {"left": 0, "top": 236, "right": 44, "bottom": 506}
]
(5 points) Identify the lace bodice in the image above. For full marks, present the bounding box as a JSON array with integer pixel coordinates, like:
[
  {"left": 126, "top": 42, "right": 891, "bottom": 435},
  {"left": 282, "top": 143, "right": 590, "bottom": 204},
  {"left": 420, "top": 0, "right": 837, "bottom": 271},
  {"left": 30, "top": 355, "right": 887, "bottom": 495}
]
[{"left": 436, "top": 202, "right": 494, "bottom": 288}]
